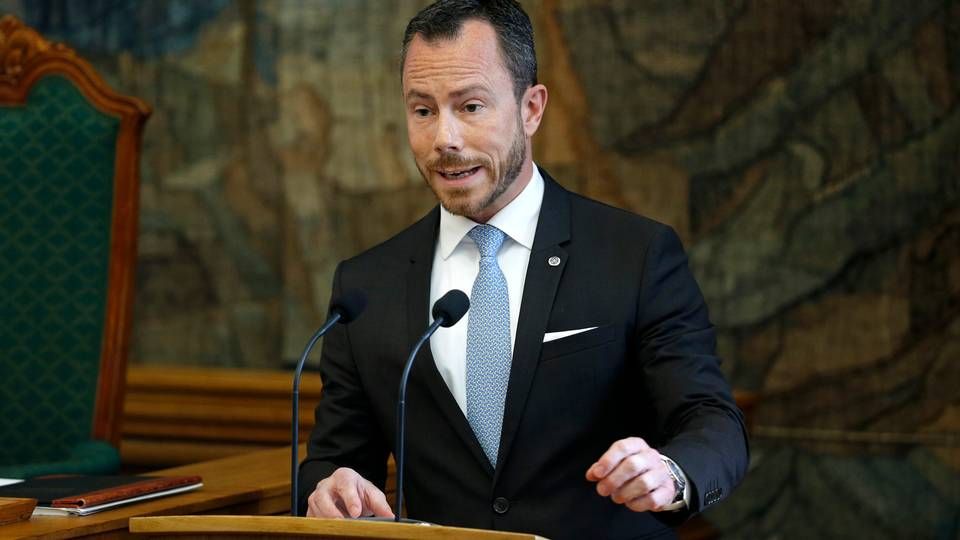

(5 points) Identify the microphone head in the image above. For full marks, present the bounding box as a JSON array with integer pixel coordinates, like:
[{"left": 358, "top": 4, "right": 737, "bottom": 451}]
[
  {"left": 432, "top": 289, "right": 470, "bottom": 328},
  {"left": 330, "top": 289, "right": 367, "bottom": 323}
]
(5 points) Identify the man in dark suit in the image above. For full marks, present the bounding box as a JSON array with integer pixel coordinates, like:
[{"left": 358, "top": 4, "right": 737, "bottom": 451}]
[{"left": 299, "top": 1, "right": 748, "bottom": 538}]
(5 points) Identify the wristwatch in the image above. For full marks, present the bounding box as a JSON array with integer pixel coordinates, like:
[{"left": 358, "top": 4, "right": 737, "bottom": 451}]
[{"left": 661, "top": 457, "right": 686, "bottom": 504}]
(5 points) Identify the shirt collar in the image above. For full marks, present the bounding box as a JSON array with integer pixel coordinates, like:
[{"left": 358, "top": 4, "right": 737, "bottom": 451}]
[{"left": 437, "top": 164, "right": 545, "bottom": 259}]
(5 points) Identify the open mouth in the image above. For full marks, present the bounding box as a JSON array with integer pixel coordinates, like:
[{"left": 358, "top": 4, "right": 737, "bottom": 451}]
[{"left": 438, "top": 166, "right": 481, "bottom": 180}]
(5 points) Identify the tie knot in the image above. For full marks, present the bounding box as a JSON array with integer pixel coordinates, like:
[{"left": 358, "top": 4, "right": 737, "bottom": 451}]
[{"left": 468, "top": 225, "right": 506, "bottom": 258}]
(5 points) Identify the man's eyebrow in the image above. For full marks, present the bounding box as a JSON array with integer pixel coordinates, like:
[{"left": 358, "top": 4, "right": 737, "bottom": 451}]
[
  {"left": 405, "top": 89, "right": 433, "bottom": 102},
  {"left": 405, "top": 84, "right": 491, "bottom": 102},
  {"left": 448, "top": 84, "right": 490, "bottom": 98}
]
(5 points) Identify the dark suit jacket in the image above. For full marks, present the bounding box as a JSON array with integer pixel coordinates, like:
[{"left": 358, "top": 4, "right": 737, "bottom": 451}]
[{"left": 299, "top": 170, "right": 749, "bottom": 540}]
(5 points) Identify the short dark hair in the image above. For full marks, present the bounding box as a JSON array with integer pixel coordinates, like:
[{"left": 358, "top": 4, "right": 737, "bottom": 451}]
[{"left": 401, "top": 0, "right": 537, "bottom": 100}]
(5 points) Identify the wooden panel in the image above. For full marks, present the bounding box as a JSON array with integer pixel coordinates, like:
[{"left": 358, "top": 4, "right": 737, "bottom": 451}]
[
  {"left": 121, "top": 365, "right": 322, "bottom": 467},
  {"left": 121, "top": 364, "right": 398, "bottom": 498}
]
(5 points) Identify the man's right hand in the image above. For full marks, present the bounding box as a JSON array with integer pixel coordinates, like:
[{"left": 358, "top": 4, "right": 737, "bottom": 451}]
[{"left": 305, "top": 467, "right": 395, "bottom": 519}]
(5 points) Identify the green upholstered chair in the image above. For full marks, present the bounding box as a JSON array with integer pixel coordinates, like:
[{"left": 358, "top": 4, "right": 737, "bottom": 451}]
[{"left": 0, "top": 15, "right": 150, "bottom": 478}]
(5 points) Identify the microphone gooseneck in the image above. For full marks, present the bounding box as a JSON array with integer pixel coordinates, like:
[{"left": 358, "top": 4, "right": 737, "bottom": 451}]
[
  {"left": 394, "top": 289, "right": 469, "bottom": 521},
  {"left": 291, "top": 289, "right": 367, "bottom": 516}
]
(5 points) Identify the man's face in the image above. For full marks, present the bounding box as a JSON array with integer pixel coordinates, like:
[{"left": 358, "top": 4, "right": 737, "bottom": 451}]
[{"left": 402, "top": 20, "right": 530, "bottom": 223}]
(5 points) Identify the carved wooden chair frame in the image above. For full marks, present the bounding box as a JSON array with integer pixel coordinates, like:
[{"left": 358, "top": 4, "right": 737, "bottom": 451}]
[{"left": 0, "top": 14, "right": 151, "bottom": 446}]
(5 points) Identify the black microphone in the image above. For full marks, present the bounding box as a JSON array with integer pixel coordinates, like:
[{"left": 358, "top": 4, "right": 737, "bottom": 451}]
[
  {"left": 291, "top": 289, "right": 367, "bottom": 516},
  {"left": 393, "top": 289, "right": 469, "bottom": 522}
]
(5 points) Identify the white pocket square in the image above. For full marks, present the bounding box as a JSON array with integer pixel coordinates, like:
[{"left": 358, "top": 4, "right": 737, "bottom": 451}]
[{"left": 543, "top": 327, "right": 598, "bottom": 343}]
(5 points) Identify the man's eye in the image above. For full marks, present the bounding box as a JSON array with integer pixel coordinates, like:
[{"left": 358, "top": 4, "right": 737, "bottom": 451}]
[
  {"left": 414, "top": 107, "right": 431, "bottom": 117},
  {"left": 464, "top": 103, "right": 483, "bottom": 113}
]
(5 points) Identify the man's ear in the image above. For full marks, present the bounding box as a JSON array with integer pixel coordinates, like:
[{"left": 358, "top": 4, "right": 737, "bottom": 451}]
[{"left": 521, "top": 84, "right": 548, "bottom": 137}]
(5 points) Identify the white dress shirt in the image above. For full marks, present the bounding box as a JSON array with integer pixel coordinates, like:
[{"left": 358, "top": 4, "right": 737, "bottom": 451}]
[{"left": 429, "top": 166, "right": 544, "bottom": 413}]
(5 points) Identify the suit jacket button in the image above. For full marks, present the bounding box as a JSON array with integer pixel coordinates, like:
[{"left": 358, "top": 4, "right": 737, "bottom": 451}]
[{"left": 493, "top": 497, "right": 510, "bottom": 514}]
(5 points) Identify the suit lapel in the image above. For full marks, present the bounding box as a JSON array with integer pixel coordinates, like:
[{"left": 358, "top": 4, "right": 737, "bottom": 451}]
[
  {"left": 405, "top": 207, "right": 494, "bottom": 475},
  {"left": 494, "top": 173, "right": 571, "bottom": 482}
]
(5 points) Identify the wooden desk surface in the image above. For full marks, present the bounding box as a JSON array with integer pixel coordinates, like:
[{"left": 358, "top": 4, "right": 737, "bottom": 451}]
[{"left": 0, "top": 444, "right": 295, "bottom": 539}]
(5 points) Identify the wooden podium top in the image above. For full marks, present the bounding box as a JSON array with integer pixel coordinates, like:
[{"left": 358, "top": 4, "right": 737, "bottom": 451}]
[{"left": 130, "top": 515, "right": 548, "bottom": 539}]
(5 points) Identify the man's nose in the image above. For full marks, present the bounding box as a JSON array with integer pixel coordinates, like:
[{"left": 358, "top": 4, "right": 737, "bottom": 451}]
[{"left": 433, "top": 111, "right": 463, "bottom": 153}]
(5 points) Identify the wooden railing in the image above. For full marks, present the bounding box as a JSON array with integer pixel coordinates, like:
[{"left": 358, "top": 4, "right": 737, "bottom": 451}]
[{"left": 121, "top": 365, "right": 322, "bottom": 467}]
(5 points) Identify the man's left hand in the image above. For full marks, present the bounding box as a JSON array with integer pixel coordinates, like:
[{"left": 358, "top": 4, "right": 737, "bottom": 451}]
[{"left": 585, "top": 437, "right": 676, "bottom": 512}]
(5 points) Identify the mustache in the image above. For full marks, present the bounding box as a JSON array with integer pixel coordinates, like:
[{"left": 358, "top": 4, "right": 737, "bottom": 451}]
[{"left": 427, "top": 152, "right": 491, "bottom": 171}]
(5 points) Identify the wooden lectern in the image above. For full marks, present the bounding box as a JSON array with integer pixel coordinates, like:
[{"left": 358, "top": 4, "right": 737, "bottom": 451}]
[{"left": 130, "top": 515, "right": 550, "bottom": 539}]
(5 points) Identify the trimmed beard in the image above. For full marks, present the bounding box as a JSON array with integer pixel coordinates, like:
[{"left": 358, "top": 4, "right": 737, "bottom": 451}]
[{"left": 420, "top": 113, "right": 527, "bottom": 219}]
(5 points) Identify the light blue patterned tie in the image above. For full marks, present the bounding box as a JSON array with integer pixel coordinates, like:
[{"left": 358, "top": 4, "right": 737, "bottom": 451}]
[{"left": 465, "top": 224, "right": 511, "bottom": 467}]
